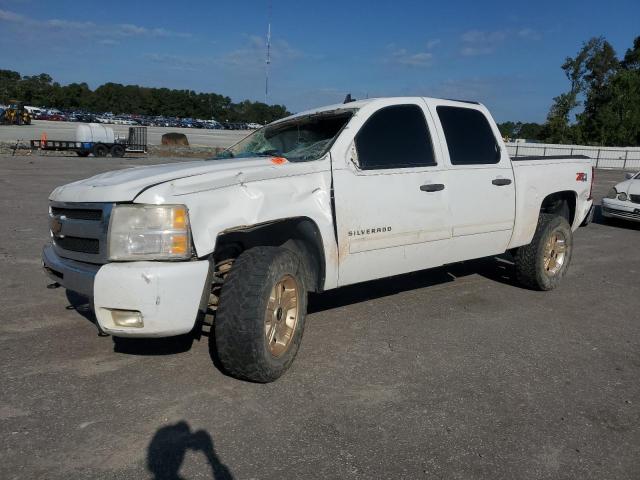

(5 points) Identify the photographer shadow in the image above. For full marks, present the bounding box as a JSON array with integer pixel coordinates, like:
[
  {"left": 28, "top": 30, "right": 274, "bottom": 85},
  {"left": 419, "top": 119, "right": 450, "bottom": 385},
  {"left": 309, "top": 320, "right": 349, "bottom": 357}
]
[{"left": 147, "top": 421, "right": 233, "bottom": 480}]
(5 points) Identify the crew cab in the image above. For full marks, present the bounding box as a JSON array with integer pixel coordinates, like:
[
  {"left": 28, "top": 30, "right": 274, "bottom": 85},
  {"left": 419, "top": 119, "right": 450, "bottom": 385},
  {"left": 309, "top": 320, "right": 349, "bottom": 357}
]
[{"left": 43, "top": 97, "right": 594, "bottom": 382}]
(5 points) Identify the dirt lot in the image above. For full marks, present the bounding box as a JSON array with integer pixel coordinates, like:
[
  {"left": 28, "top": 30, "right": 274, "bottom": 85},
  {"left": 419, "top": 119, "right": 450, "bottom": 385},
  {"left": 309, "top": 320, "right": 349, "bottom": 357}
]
[{"left": 1, "top": 154, "right": 639, "bottom": 479}]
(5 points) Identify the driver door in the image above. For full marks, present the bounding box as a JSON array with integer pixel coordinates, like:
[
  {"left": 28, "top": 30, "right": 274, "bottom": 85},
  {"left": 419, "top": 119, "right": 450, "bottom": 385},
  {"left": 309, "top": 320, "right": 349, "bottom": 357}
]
[{"left": 331, "top": 100, "right": 453, "bottom": 286}]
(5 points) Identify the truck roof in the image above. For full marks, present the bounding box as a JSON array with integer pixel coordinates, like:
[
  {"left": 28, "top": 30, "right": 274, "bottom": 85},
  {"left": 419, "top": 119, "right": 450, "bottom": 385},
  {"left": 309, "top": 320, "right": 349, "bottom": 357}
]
[{"left": 278, "top": 96, "right": 482, "bottom": 124}]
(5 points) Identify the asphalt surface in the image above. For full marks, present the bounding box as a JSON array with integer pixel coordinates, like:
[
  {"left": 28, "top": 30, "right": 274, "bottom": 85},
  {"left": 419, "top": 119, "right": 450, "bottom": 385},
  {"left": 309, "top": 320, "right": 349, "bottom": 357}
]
[
  {"left": 1, "top": 155, "right": 639, "bottom": 480},
  {"left": 0, "top": 120, "right": 247, "bottom": 147}
]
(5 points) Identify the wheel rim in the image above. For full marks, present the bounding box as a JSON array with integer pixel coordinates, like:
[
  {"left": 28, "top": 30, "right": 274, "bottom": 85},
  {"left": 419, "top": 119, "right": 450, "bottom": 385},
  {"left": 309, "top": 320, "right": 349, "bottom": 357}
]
[
  {"left": 543, "top": 230, "right": 568, "bottom": 276},
  {"left": 264, "top": 275, "right": 299, "bottom": 357}
]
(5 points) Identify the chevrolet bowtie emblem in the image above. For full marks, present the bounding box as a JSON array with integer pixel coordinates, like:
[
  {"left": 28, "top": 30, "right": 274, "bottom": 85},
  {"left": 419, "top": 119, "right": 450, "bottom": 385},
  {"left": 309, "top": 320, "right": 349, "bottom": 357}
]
[{"left": 51, "top": 216, "right": 63, "bottom": 236}]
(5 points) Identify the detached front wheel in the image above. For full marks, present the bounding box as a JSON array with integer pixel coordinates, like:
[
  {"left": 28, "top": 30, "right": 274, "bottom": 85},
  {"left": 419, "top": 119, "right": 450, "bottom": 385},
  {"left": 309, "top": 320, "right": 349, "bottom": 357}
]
[
  {"left": 514, "top": 214, "right": 573, "bottom": 290},
  {"left": 213, "top": 246, "right": 308, "bottom": 382}
]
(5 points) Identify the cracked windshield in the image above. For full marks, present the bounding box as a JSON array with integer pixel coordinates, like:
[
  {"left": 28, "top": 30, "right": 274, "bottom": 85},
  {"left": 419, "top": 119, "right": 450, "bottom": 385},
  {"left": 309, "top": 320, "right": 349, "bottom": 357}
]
[{"left": 215, "top": 111, "right": 354, "bottom": 162}]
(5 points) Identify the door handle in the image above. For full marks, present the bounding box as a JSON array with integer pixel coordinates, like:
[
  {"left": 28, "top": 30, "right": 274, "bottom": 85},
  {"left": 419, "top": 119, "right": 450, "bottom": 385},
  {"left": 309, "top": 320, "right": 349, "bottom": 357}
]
[
  {"left": 492, "top": 178, "right": 512, "bottom": 186},
  {"left": 420, "top": 183, "right": 445, "bottom": 192}
]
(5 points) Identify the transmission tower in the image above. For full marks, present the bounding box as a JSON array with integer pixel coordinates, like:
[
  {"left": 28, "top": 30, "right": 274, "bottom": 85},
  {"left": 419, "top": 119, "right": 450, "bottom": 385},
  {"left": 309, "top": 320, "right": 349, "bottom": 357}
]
[{"left": 265, "top": 2, "right": 272, "bottom": 104}]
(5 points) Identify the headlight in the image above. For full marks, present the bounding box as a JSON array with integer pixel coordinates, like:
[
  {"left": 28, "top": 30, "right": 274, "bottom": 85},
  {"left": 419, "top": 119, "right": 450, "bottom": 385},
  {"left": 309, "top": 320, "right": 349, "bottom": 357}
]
[
  {"left": 108, "top": 204, "right": 192, "bottom": 260},
  {"left": 606, "top": 187, "right": 618, "bottom": 199},
  {"left": 617, "top": 192, "right": 628, "bottom": 201}
]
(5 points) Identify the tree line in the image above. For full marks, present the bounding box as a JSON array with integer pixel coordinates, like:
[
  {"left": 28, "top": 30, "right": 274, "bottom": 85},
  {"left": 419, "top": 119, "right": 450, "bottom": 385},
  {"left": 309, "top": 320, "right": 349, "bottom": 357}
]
[
  {"left": 498, "top": 35, "right": 640, "bottom": 146},
  {"left": 0, "top": 70, "right": 290, "bottom": 124}
]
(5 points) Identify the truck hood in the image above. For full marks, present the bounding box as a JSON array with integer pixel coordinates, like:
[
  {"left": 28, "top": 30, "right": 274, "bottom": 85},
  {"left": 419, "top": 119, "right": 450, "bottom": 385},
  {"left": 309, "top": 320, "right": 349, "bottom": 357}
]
[{"left": 49, "top": 157, "right": 311, "bottom": 203}]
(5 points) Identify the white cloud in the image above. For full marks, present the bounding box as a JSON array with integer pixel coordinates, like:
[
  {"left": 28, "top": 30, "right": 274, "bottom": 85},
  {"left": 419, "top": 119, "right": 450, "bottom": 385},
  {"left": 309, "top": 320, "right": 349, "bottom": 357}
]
[
  {"left": 393, "top": 49, "right": 433, "bottom": 66},
  {"left": 143, "top": 53, "right": 215, "bottom": 71},
  {"left": 460, "top": 29, "right": 507, "bottom": 56},
  {"left": 385, "top": 43, "right": 435, "bottom": 67},
  {"left": 460, "top": 28, "right": 540, "bottom": 56},
  {"left": 222, "top": 35, "right": 304, "bottom": 70},
  {"left": 0, "top": 9, "right": 191, "bottom": 41},
  {"left": 517, "top": 28, "right": 541, "bottom": 41},
  {"left": 0, "top": 8, "right": 25, "bottom": 22}
]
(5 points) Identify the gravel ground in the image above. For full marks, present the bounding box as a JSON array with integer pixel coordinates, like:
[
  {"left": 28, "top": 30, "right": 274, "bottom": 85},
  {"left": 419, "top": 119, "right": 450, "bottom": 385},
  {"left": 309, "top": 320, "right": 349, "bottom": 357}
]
[{"left": 0, "top": 154, "right": 639, "bottom": 479}]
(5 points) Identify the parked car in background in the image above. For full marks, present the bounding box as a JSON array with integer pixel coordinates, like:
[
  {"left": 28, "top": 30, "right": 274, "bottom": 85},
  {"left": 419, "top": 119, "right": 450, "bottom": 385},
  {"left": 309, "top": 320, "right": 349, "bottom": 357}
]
[
  {"left": 47, "top": 113, "right": 67, "bottom": 121},
  {"left": 602, "top": 171, "right": 640, "bottom": 223}
]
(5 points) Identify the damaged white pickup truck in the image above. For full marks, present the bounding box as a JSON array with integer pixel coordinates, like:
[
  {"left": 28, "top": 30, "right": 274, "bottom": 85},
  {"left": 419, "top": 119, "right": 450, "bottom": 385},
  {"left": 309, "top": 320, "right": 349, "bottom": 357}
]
[{"left": 44, "top": 97, "right": 594, "bottom": 382}]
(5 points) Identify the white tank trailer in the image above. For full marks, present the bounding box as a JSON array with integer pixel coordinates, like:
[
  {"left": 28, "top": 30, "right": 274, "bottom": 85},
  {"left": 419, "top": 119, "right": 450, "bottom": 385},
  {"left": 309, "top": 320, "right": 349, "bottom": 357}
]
[
  {"left": 30, "top": 124, "right": 147, "bottom": 157},
  {"left": 75, "top": 123, "right": 116, "bottom": 144}
]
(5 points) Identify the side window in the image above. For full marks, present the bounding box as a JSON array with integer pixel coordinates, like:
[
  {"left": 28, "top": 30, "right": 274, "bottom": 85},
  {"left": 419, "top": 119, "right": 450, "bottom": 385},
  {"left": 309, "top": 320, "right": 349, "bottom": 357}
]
[
  {"left": 355, "top": 104, "right": 436, "bottom": 170},
  {"left": 436, "top": 106, "right": 499, "bottom": 165}
]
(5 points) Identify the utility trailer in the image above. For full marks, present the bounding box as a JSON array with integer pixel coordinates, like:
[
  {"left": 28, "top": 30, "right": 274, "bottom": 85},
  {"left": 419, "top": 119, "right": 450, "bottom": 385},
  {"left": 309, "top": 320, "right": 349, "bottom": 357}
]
[{"left": 31, "top": 125, "right": 147, "bottom": 157}]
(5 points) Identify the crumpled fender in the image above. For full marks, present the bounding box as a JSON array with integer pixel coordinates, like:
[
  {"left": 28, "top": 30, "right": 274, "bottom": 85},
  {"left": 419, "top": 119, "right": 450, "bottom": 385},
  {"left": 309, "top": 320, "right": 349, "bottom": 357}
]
[{"left": 134, "top": 157, "right": 340, "bottom": 290}]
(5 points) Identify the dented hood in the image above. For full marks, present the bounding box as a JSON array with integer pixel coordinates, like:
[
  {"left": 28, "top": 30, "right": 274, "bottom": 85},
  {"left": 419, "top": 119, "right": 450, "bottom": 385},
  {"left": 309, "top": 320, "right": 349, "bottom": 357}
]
[{"left": 49, "top": 157, "right": 307, "bottom": 203}]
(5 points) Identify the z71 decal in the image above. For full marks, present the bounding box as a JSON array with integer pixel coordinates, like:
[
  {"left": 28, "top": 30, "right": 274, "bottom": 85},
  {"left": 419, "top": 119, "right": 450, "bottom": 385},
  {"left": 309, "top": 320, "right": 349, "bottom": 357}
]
[{"left": 576, "top": 172, "right": 588, "bottom": 182}]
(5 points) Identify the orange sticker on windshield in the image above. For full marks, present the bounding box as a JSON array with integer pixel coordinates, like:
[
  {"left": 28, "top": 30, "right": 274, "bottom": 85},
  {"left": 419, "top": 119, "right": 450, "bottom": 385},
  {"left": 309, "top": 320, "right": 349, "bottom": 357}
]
[{"left": 271, "top": 157, "right": 287, "bottom": 165}]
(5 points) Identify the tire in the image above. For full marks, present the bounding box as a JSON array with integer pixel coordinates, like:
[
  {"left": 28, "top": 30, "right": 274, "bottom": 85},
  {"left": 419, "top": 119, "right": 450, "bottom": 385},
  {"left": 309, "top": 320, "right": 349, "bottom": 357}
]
[
  {"left": 76, "top": 151, "right": 90, "bottom": 157},
  {"left": 110, "top": 144, "right": 125, "bottom": 157},
  {"left": 514, "top": 214, "right": 573, "bottom": 291},
  {"left": 92, "top": 143, "right": 108, "bottom": 157},
  {"left": 213, "top": 246, "right": 308, "bottom": 382}
]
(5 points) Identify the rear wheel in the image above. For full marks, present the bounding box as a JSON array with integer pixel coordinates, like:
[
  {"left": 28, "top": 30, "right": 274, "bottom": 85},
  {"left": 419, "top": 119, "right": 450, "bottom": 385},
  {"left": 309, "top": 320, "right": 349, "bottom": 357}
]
[
  {"left": 213, "top": 246, "right": 308, "bottom": 382},
  {"left": 110, "top": 144, "right": 125, "bottom": 157},
  {"left": 514, "top": 214, "right": 573, "bottom": 290},
  {"left": 92, "top": 143, "right": 108, "bottom": 157}
]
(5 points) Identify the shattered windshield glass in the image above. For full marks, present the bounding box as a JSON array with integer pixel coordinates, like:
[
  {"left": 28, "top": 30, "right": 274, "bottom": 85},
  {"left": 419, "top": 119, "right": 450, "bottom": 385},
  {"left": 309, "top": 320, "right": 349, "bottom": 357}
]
[{"left": 213, "top": 110, "right": 354, "bottom": 162}]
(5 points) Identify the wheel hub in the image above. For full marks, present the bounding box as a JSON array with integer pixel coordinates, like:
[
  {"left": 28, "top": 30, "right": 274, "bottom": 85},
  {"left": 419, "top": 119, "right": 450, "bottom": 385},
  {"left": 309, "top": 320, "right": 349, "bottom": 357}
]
[
  {"left": 264, "top": 275, "right": 299, "bottom": 357},
  {"left": 543, "top": 231, "right": 567, "bottom": 276}
]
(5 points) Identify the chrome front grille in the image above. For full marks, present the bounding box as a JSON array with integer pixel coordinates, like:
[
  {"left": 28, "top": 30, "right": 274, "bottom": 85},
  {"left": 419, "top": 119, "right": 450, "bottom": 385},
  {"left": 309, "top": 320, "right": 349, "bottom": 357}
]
[
  {"left": 49, "top": 202, "right": 112, "bottom": 264},
  {"left": 602, "top": 206, "right": 640, "bottom": 219}
]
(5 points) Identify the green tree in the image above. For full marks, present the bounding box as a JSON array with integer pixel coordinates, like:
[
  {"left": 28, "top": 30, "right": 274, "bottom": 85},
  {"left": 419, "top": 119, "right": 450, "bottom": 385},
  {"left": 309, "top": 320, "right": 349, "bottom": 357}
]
[
  {"left": 0, "top": 69, "right": 21, "bottom": 103},
  {"left": 621, "top": 36, "right": 640, "bottom": 70},
  {"left": 544, "top": 36, "right": 624, "bottom": 144}
]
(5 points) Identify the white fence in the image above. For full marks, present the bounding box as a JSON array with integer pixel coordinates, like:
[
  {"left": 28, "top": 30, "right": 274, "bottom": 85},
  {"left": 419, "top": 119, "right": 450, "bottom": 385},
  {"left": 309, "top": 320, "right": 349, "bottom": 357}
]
[{"left": 506, "top": 142, "right": 640, "bottom": 170}]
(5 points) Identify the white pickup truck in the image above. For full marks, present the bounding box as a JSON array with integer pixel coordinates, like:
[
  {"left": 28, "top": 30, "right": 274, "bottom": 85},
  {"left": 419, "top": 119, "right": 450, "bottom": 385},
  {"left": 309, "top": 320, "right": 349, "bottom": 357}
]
[{"left": 43, "top": 97, "right": 594, "bottom": 382}]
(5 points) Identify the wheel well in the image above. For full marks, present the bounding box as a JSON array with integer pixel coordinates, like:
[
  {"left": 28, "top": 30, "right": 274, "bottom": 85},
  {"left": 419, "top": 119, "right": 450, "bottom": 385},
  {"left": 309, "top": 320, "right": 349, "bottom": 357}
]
[
  {"left": 540, "top": 191, "right": 577, "bottom": 226},
  {"left": 212, "top": 217, "right": 326, "bottom": 292}
]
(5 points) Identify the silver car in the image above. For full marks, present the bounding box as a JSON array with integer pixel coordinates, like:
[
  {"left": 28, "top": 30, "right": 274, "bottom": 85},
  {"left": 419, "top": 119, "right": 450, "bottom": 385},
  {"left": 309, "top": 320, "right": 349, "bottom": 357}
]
[{"left": 602, "top": 171, "right": 640, "bottom": 223}]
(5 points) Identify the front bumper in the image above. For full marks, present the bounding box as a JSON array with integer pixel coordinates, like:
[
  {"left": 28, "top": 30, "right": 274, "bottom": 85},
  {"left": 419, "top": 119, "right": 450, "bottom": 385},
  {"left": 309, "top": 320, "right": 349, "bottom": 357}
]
[
  {"left": 43, "top": 243, "right": 99, "bottom": 298},
  {"left": 601, "top": 198, "right": 640, "bottom": 223},
  {"left": 43, "top": 244, "right": 210, "bottom": 337}
]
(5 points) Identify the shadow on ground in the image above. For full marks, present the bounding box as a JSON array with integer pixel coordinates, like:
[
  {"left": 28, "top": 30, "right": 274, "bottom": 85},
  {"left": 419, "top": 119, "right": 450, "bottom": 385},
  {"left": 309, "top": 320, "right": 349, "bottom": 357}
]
[
  {"left": 147, "top": 421, "right": 233, "bottom": 480},
  {"left": 308, "top": 254, "right": 517, "bottom": 313}
]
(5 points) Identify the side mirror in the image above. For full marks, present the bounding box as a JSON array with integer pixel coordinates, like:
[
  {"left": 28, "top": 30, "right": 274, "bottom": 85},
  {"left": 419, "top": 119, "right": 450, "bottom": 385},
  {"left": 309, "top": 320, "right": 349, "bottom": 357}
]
[
  {"left": 495, "top": 144, "right": 502, "bottom": 161},
  {"left": 624, "top": 172, "right": 635, "bottom": 180}
]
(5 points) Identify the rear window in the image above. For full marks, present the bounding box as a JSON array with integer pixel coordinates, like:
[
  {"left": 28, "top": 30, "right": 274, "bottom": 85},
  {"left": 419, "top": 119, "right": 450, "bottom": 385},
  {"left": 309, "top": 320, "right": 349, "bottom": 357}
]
[
  {"left": 355, "top": 104, "right": 436, "bottom": 170},
  {"left": 437, "top": 106, "right": 499, "bottom": 165}
]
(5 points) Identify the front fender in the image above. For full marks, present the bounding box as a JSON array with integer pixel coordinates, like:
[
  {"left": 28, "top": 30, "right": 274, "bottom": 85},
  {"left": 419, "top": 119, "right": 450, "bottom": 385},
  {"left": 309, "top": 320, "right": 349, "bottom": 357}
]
[{"left": 135, "top": 170, "right": 340, "bottom": 290}]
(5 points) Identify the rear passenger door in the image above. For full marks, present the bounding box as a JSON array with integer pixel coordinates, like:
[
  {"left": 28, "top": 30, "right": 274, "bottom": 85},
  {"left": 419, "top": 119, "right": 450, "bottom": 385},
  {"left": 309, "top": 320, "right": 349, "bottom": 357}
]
[
  {"left": 429, "top": 101, "right": 516, "bottom": 260},
  {"left": 331, "top": 100, "right": 453, "bottom": 286}
]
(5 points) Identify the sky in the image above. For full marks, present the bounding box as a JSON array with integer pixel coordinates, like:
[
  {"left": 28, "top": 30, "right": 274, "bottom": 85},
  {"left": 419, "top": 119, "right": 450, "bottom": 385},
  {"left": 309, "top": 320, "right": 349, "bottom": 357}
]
[{"left": 1, "top": 0, "right": 638, "bottom": 122}]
